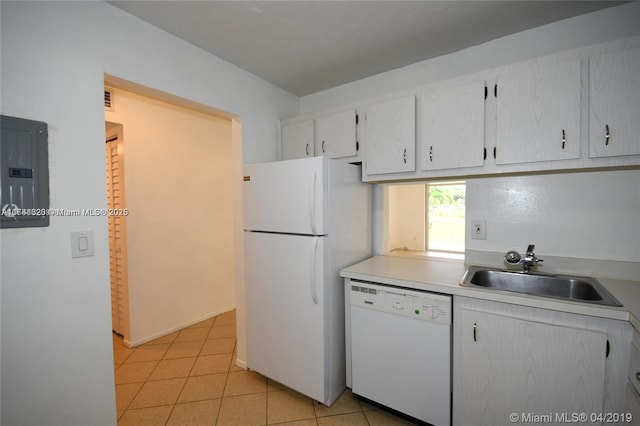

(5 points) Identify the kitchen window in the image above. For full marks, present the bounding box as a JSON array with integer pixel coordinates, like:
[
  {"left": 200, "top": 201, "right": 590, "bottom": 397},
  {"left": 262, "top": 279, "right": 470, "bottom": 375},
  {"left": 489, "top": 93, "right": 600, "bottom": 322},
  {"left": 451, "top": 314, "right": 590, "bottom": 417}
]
[{"left": 385, "top": 181, "right": 465, "bottom": 259}]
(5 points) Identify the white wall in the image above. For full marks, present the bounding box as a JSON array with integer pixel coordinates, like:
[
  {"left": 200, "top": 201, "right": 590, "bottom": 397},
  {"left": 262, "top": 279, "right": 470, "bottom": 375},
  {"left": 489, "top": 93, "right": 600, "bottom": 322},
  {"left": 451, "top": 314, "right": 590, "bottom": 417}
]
[
  {"left": 300, "top": 2, "right": 640, "bottom": 115},
  {"left": 0, "top": 2, "right": 297, "bottom": 425},
  {"left": 105, "top": 88, "right": 235, "bottom": 346},
  {"left": 386, "top": 184, "right": 426, "bottom": 252},
  {"left": 297, "top": 2, "right": 640, "bottom": 274},
  {"left": 466, "top": 170, "right": 640, "bottom": 276},
  {"left": 466, "top": 171, "right": 640, "bottom": 262}
]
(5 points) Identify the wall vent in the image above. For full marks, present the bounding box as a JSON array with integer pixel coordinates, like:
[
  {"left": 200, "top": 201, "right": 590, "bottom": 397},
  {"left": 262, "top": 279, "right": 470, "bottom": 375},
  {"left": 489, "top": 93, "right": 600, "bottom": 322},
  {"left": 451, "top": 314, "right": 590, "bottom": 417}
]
[{"left": 104, "top": 88, "right": 115, "bottom": 111}]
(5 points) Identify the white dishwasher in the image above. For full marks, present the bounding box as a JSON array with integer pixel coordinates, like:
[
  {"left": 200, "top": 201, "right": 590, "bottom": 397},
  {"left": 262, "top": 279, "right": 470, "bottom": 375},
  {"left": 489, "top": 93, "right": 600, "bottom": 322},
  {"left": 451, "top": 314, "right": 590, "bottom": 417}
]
[{"left": 350, "top": 280, "right": 452, "bottom": 426}]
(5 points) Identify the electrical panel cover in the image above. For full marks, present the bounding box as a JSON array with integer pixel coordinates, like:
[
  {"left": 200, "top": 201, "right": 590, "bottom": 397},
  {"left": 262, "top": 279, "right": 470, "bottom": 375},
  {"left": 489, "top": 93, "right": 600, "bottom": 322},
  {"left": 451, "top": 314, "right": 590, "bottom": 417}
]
[{"left": 1, "top": 115, "right": 50, "bottom": 228}]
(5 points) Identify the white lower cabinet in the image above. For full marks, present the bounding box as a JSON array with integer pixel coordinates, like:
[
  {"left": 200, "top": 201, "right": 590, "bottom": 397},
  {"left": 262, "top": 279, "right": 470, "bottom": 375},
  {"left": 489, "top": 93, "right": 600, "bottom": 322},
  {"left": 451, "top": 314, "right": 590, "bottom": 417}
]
[
  {"left": 624, "top": 328, "right": 640, "bottom": 420},
  {"left": 625, "top": 383, "right": 640, "bottom": 423},
  {"left": 453, "top": 296, "right": 632, "bottom": 426}
]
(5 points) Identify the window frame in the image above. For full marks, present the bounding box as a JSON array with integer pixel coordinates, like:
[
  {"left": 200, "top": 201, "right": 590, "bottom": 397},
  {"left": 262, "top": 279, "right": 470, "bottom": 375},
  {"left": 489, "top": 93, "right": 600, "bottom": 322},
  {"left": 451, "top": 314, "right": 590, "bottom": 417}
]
[{"left": 424, "top": 181, "right": 466, "bottom": 256}]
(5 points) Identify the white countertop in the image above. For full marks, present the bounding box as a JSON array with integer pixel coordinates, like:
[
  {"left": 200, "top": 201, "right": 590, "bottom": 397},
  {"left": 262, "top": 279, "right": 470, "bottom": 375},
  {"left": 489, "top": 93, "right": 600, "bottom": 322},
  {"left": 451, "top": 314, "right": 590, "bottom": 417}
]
[{"left": 341, "top": 255, "right": 640, "bottom": 330}]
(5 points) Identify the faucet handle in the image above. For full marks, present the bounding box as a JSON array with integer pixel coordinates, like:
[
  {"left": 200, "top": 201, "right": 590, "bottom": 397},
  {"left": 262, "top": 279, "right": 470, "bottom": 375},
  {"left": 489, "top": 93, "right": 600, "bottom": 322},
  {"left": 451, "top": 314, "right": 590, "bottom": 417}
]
[{"left": 505, "top": 245, "right": 542, "bottom": 272}]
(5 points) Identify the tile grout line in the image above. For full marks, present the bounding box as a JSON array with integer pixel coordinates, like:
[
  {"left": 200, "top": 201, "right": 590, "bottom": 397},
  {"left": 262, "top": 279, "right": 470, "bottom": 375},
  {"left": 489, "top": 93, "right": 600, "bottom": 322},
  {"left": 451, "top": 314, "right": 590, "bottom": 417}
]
[
  {"left": 165, "top": 316, "right": 235, "bottom": 424},
  {"left": 115, "top": 316, "right": 222, "bottom": 423},
  {"left": 117, "top": 312, "right": 338, "bottom": 425},
  {"left": 113, "top": 334, "right": 138, "bottom": 422},
  {"left": 121, "top": 336, "right": 171, "bottom": 420},
  {"left": 162, "top": 318, "right": 223, "bottom": 424},
  {"left": 209, "top": 321, "right": 232, "bottom": 426},
  {"left": 161, "top": 326, "right": 195, "bottom": 426},
  {"left": 266, "top": 376, "right": 271, "bottom": 426}
]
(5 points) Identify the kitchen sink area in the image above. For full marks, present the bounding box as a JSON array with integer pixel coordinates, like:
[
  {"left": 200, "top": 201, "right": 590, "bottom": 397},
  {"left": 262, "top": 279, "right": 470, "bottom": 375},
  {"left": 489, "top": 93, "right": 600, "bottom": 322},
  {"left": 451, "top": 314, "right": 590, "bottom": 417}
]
[
  {"left": 460, "top": 244, "right": 624, "bottom": 307},
  {"left": 341, "top": 254, "right": 640, "bottom": 425},
  {"left": 460, "top": 266, "right": 624, "bottom": 307}
]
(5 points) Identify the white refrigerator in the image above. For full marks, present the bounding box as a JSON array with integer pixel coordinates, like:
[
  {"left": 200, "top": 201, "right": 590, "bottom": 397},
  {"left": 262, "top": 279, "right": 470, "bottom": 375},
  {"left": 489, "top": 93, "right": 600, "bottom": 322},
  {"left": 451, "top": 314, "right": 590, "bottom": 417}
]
[{"left": 243, "top": 156, "right": 371, "bottom": 406}]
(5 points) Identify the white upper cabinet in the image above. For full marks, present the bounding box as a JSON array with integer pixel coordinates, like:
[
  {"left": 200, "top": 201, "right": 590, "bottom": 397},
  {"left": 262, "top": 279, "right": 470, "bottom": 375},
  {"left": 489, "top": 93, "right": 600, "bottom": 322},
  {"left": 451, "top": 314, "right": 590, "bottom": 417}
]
[
  {"left": 365, "top": 95, "right": 416, "bottom": 175},
  {"left": 285, "top": 38, "right": 640, "bottom": 181},
  {"left": 420, "top": 77, "right": 486, "bottom": 171},
  {"left": 589, "top": 47, "right": 640, "bottom": 158},
  {"left": 315, "top": 109, "right": 358, "bottom": 159},
  {"left": 281, "top": 119, "right": 314, "bottom": 160},
  {"left": 495, "top": 57, "right": 581, "bottom": 164}
]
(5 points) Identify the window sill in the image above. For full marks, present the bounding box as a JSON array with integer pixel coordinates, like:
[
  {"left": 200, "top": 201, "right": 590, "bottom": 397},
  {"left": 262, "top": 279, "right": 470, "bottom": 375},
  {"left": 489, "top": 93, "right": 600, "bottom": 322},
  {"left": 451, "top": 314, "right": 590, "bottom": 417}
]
[{"left": 386, "top": 249, "right": 465, "bottom": 262}]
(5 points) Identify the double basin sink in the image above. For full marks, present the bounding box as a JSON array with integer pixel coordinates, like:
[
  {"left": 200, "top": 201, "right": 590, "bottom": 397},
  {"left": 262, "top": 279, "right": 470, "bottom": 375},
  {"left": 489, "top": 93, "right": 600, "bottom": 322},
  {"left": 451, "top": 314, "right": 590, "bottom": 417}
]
[{"left": 460, "top": 266, "right": 623, "bottom": 307}]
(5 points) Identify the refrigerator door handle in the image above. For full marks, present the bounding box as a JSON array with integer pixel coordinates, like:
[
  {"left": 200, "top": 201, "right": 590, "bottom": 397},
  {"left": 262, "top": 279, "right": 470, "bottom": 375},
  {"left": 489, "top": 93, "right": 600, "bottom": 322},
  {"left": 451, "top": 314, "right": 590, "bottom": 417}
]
[
  {"left": 310, "top": 170, "right": 318, "bottom": 235},
  {"left": 310, "top": 237, "right": 319, "bottom": 305}
]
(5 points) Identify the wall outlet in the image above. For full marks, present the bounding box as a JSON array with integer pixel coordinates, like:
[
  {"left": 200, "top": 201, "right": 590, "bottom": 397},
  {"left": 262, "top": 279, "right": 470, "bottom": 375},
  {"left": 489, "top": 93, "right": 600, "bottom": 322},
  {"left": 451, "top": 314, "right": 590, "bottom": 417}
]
[{"left": 471, "top": 220, "right": 486, "bottom": 240}]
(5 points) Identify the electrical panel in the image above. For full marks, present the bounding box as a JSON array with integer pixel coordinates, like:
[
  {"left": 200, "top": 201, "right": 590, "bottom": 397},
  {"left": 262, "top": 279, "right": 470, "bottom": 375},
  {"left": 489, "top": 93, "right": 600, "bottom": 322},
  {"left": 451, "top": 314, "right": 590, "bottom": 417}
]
[{"left": 1, "top": 115, "right": 50, "bottom": 228}]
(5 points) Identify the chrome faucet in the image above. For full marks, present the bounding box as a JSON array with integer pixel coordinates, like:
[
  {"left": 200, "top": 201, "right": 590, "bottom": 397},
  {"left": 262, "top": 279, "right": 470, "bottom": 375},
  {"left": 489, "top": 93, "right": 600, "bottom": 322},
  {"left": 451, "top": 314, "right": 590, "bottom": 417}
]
[{"left": 504, "top": 244, "right": 543, "bottom": 273}]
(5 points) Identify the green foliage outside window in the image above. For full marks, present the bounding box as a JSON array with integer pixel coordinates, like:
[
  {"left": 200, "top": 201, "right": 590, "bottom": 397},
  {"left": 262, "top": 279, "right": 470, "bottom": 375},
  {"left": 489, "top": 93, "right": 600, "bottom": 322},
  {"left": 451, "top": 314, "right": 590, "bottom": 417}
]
[{"left": 427, "top": 183, "right": 465, "bottom": 253}]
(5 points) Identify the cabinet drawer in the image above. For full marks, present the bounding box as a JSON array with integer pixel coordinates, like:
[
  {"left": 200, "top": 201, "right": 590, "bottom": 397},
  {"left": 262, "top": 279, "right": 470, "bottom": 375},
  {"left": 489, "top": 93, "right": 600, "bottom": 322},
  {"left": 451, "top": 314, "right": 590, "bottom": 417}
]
[{"left": 630, "top": 331, "right": 640, "bottom": 395}]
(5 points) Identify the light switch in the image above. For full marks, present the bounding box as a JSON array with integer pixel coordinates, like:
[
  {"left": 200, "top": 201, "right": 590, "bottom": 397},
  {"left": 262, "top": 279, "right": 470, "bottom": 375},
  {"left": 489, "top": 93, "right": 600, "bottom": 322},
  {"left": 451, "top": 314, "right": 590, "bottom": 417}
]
[
  {"left": 71, "top": 230, "right": 94, "bottom": 258},
  {"left": 78, "top": 236, "right": 88, "bottom": 251}
]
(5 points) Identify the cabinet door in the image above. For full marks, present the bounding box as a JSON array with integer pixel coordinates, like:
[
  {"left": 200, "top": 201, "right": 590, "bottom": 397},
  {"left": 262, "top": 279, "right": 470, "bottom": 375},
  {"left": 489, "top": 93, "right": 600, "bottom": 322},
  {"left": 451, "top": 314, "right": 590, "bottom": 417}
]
[
  {"left": 589, "top": 47, "right": 640, "bottom": 158},
  {"left": 420, "top": 79, "right": 485, "bottom": 171},
  {"left": 624, "top": 383, "right": 640, "bottom": 423},
  {"left": 454, "top": 307, "right": 606, "bottom": 426},
  {"left": 281, "top": 120, "right": 314, "bottom": 160},
  {"left": 365, "top": 95, "right": 415, "bottom": 175},
  {"left": 496, "top": 58, "right": 581, "bottom": 164},
  {"left": 315, "top": 109, "right": 357, "bottom": 159}
]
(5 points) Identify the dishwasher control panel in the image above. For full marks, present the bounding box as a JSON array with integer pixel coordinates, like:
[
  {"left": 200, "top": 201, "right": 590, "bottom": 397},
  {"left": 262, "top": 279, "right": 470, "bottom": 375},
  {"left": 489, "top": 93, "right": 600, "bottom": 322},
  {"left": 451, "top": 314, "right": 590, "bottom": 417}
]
[{"left": 350, "top": 280, "right": 451, "bottom": 325}]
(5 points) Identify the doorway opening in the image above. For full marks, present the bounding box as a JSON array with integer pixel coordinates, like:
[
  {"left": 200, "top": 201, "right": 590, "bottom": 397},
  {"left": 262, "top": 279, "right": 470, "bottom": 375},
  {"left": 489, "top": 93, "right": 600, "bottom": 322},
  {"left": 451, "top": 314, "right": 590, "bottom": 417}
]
[{"left": 103, "top": 76, "right": 243, "bottom": 349}]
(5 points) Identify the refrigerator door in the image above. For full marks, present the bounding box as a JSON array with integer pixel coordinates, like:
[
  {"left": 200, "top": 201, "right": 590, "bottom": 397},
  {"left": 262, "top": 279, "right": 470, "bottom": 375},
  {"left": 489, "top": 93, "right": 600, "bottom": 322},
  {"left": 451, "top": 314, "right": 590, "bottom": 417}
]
[
  {"left": 245, "top": 231, "right": 328, "bottom": 403},
  {"left": 243, "top": 157, "right": 327, "bottom": 235}
]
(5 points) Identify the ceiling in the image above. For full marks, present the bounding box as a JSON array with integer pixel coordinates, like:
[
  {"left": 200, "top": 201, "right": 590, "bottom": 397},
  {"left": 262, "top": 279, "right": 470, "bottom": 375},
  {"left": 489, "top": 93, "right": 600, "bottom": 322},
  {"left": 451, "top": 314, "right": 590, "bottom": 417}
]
[{"left": 107, "top": 1, "right": 624, "bottom": 96}]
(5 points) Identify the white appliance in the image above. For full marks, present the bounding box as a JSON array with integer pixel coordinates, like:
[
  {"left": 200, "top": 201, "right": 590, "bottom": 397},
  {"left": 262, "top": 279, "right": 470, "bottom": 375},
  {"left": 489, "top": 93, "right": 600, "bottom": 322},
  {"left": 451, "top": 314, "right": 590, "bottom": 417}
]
[
  {"left": 243, "top": 156, "right": 371, "bottom": 406},
  {"left": 350, "top": 280, "right": 452, "bottom": 426}
]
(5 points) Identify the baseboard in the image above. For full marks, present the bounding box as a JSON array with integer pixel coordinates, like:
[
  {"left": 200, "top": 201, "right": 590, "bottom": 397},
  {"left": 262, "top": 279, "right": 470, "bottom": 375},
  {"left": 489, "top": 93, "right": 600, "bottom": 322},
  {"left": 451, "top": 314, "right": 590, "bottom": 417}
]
[
  {"left": 234, "top": 357, "right": 247, "bottom": 370},
  {"left": 128, "top": 304, "right": 236, "bottom": 347}
]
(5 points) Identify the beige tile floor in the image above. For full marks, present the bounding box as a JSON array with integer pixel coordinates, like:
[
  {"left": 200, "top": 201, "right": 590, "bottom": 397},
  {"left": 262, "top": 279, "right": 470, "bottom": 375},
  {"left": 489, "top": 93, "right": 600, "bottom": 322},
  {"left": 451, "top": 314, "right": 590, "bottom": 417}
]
[{"left": 114, "top": 310, "right": 418, "bottom": 425}]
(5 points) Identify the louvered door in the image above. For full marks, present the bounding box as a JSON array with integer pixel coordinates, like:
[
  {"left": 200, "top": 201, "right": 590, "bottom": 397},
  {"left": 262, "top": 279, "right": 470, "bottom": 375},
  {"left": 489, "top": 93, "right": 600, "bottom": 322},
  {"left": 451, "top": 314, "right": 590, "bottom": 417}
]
[{"left": 106, "top": 134, "right": 130, "bottom": 338}]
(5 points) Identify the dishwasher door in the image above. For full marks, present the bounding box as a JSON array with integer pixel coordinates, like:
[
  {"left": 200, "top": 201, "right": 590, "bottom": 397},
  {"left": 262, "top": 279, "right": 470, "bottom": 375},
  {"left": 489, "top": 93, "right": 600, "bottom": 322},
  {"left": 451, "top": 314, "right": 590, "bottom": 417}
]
[{"left": 350, "top": 281, "right": 451, "bottom": 426}]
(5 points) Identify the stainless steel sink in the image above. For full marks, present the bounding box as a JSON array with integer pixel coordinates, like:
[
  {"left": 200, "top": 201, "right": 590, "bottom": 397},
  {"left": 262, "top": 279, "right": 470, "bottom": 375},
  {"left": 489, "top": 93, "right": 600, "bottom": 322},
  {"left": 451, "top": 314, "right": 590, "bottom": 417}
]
[{"left": 460, "top": 266, "right": 623, "bottom": 307}]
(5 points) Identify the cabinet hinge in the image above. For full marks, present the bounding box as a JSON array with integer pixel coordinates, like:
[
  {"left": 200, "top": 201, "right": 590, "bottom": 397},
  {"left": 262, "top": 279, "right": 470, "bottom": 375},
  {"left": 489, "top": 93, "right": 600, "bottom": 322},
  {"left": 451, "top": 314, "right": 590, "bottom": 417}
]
[
  {"left": 494, "top": 84, "right": 498, "bottom": 98},
  {"left": 355, "top": 114, "right": 359, "bottom": 125},
  {"left": 606, "top": 340, "right": 610, "bottom": 358},
  {"left": 356, "top": 141, "right": 359, "bottom": 152},
  {"left": 484, "top": 86, "right": 488, "bottom": 100}
]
